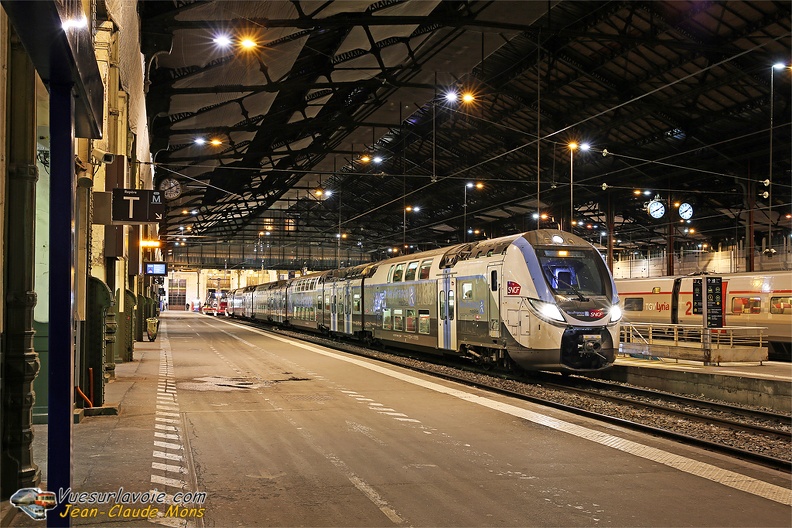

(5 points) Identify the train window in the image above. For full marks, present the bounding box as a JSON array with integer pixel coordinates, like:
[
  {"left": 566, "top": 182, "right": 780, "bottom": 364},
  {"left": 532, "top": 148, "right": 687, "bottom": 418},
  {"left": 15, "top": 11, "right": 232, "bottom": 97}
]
[
  {"left": 325, "top": 294, "right": 331, "bottom": 311},
  {"left": 383, "top": 308, "right": 392, "bottom": 330},
  {"left": 624, "top": 298, "right": 643, "bottom": 311},
  {"left": 331, "top": 295, "right": 337, "bottom": 314},
  {"left": 394, "top": 309, "right": 404, "bottom": 331},
  {"left": 448, "top": 290, "right": 455, "bottom": 320},
  {"left": 419, "top": 259, "right": 432, "bottom": 279},
  {"left": 317, "top": 294, "right": 322, "bottom": 310},
  {"left": 405, "top": 261, "right": 419, "bottom": 281},
  {"left": 405, "top": 309, "right": 416, "bottom": 332},
  {"left": 491, "top": 270, "right": 498, "bottom": 291},
  {"left": 388, "top": 265, "right": 395, "bottom": 282},
  {"left": 732, "top": 296, "right": 761, "bottom": 314},
  {"left": 461, "top": 282, "right": 473, "bottom": 299},
  {"left": 393, "top": 263, "right": 405, "bottom": 282},
  {"left": 770, "top": 297, "right": 792, "bottom": 314},
  {"left": 353, "top": 293, "right": 361, "bottom": 313},
  {"left": 439, "top": 291, "right": 446, "bottom": 319},
  {"left": 418, "top": 310, "right": 431, "bottom": 334}
]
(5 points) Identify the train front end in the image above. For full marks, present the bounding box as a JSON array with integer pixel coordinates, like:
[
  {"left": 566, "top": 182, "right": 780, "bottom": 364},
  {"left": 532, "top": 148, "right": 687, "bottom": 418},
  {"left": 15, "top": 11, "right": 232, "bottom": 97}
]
[{"left": 502, "top": 230, "right": 621, "bottom": 372}]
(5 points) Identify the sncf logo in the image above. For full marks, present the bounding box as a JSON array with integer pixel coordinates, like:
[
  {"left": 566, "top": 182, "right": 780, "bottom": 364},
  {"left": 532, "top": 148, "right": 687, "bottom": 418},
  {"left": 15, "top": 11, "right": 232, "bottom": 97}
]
[{"left": 506, "top": 281, "right": 521, "bottom": 295}]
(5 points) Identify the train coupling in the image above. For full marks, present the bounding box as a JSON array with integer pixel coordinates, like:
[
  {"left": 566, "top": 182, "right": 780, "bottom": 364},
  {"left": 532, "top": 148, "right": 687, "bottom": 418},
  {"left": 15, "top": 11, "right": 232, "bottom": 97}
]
[{"left": 581, "top": 334, "right": 607, "bottom": 360}]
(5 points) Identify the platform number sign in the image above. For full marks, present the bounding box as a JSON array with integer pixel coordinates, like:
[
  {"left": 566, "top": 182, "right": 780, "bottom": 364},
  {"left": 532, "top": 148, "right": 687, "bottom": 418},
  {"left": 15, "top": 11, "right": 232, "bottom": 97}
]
[{"left": 705, "top": 276, "right": 723, "bottom": 328}]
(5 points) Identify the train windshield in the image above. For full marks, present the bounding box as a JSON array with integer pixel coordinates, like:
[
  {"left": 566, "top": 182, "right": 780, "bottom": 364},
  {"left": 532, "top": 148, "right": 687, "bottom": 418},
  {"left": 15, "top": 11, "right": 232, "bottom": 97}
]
[{"left": 536, "top": 248, "right": 609, "bottom": 298}]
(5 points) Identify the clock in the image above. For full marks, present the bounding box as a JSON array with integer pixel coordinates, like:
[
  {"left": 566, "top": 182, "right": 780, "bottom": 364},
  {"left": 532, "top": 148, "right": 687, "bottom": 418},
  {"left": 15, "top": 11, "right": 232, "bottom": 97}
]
[
  {"left": 647, "top": 200, "right": 665, "bottom": 219},
  {"left": 159, "top": 178, "right": 182, "bottom": 200},
  {"left": 678, "top": 202, "right": 693, "bottom": 220}
]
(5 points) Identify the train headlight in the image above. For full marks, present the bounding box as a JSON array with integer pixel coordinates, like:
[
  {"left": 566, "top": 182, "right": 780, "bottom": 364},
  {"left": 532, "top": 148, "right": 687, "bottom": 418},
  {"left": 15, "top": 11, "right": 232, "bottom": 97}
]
[
  {"left": 528, "top": 298, "right": 566, "bottom": 323},
  {"left": 609, "top": 304, "right": 622, "bottom": 322}
]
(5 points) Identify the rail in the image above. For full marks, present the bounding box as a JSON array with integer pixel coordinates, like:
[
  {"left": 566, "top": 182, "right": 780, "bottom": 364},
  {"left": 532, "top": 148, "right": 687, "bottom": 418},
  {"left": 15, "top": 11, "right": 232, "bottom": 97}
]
[{"left": 620, "top": 322, "right": 768, "bottom": 364}]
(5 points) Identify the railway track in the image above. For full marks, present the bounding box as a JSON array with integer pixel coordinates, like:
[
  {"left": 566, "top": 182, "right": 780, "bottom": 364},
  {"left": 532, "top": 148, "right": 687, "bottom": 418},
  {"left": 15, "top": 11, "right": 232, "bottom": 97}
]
[{"left": 222, "top": 317, "right": 792, "bottom": 472}]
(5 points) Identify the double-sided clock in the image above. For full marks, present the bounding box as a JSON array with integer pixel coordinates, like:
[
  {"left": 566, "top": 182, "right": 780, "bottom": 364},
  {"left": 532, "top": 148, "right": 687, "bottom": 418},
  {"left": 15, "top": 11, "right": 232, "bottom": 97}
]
[
  {"left": 678, "top": 202, "right": 693, "bottom": 220},
  {"left": 159, "top": 178, "right": 182, "bottom": 200},
  {"left": 647, "top": 199, "right": 665, "bottom": 218}
]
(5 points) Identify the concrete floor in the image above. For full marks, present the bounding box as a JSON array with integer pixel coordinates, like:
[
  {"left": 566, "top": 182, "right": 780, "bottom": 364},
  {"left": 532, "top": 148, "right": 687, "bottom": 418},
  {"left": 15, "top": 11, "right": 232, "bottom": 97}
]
[{"left": 4, "top": 311, "right": 790, "bottom": 527}]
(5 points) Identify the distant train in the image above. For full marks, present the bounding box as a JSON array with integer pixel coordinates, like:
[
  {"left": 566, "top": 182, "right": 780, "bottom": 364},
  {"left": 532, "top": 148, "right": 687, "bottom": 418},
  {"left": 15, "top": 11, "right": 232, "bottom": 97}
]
[
  {"left": 616, "top": 271, "right": 792, "bottom": 361},
  {"left": 227, "top": 230, "right": 622, "bottom": 372}
]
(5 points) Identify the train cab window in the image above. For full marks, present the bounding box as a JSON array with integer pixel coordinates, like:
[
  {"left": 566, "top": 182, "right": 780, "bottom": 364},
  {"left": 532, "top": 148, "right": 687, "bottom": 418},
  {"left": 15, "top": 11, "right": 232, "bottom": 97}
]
[
  {"left": 383, "top": 308, "right": 393, "bottom": 330},
  {"left": 419, "top": 259, "right": 433, "bottom": 279},
  {"left": 388, "top": 265, "right": 395, "bottom": 282},
  {"left": 491, "top": 270, "right": 498, "bottom": 291},
  {"left": 448, "top": 290, "right": 455, "bottom": 320},
  {"left": 392, "top": 264, "right": 405, "bottom": 282},
  {"left": 624, "top": 298, "right": 644, "bottom": 311},
  {"left": 405, "top": 309, "right": 416, "bottom": 332},
  {"left": 405, "top": 261, "right": 419, "bottom": 281},
  {"left": 770, "top": 297, "right": 792, "bottom": 314},
  {"left": 418, "top": 310, "right": 431, "bottom": 334},
  {"left": 393, "top": 309, "right": 404, "bottom": 331},
  {"left": 461, "top": 282, "right": 473, "bottom": 299}
]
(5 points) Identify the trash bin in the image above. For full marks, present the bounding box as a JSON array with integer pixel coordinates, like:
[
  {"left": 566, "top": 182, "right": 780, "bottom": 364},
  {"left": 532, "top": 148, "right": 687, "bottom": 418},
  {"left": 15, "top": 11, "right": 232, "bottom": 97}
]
[{"left": 146, "top": 317, "right": 160, "bottom": 342}]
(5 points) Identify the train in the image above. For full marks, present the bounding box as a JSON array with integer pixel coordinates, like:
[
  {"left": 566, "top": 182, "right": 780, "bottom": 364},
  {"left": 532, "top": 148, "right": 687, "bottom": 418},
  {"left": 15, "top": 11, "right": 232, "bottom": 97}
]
[
  {"left": 615, "top": 271, "right": 792, "bottom": 361},
  {"left": 227, "top": 230, "right": 622, "bottom": 372}
]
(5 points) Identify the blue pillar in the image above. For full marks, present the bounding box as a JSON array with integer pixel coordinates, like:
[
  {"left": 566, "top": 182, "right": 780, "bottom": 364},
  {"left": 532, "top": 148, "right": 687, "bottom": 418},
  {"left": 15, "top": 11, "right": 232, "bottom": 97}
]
[{"left": 47, "top": 81, "right": 75, "bottom": 527}]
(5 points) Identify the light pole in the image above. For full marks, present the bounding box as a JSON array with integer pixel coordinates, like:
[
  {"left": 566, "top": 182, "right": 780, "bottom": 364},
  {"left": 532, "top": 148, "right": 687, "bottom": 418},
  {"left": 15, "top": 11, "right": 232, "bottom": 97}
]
[
  {"left": 767, "top": 62, "right": 786, "bottom": 256},
  {"left": 568, "top": 142, "right": 589, "bottom": 230},
  {"left": 403, "top": 205, "right": 420, "bottom": 253},
  {"left": 463, "top": 182, "right": 483, "bottom": 242}
]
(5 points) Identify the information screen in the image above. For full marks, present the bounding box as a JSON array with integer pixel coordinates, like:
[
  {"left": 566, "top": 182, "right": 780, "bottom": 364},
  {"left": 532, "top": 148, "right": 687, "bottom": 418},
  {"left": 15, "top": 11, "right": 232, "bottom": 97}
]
[{"left": 145, "top": 262, "right": 167, "bottom": 276}]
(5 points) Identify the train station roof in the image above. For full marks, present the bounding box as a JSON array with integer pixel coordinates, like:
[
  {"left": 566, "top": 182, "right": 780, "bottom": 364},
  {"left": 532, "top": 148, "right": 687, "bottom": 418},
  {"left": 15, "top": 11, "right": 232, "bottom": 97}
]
[{"left": 140, "top": 0, "right": 791, "bottom": 259}]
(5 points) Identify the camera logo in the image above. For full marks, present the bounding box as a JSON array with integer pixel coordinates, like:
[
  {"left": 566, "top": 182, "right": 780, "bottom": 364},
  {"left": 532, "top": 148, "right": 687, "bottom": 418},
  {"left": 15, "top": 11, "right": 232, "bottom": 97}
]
[{"left": 10, "top": 488, "right": 57, "bottom": 520}]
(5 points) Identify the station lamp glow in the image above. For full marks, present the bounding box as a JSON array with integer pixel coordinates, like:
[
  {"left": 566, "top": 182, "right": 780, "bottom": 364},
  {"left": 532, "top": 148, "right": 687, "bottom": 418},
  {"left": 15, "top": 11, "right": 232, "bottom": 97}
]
[
  {"left": 213, "top": 35, "right": 232, "bottom": 48},
  {"left": 360, "top": 154, "right": 371, "bottom": 163},
  {"left": 239, "top": 38, "right": 257, "bottom": 49},
  {"left": 209, "top": 139, "right": 223, "bottom": 146},
  {"left": 461, "top": 92, "right": 475, "bottom": 104}
]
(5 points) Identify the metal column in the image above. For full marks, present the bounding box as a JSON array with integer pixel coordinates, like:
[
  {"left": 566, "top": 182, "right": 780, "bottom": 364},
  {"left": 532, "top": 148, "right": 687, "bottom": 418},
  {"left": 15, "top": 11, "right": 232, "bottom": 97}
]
[{"left": 0, "top": 28, "right": 41, "bottom": 499}]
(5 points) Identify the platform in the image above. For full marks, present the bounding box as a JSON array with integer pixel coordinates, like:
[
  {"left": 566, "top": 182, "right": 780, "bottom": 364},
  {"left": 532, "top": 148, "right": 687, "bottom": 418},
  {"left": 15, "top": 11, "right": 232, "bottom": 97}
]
[
  {"left": 2, "top": 312, "right": 790, "bottom": 527},
  {"left": 590, "top": 355, "right": 792, "bottom": 413}
]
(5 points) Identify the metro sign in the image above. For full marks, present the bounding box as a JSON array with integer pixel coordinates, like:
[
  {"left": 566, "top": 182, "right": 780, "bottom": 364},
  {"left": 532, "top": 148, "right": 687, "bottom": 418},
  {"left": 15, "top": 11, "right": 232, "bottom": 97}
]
[{"left": 111, "top": 189, "right": 165, "bottom": 224}]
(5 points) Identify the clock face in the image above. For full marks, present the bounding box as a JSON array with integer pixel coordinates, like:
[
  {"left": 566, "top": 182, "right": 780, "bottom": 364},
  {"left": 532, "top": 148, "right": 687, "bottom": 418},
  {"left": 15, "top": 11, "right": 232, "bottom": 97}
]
[
  {"left": 159, "top": 178, "right": 182, "bottom": 200},
  {"left": 648, "top": 200, "right": 665, "bottom": 218},
  {"left": 678, "top": 202, "right": 693, "bottom": 219}
]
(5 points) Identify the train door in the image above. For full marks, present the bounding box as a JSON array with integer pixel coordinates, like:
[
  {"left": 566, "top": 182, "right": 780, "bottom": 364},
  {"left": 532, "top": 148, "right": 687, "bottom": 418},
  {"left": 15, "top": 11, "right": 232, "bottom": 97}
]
[
  {"left": 487, "top": 263, "right": 501, "bottom": 338},
  {"left": 437, "top": 270, "right": 457, "bottom": 351},
  {"left": 330, "top": 280, "right": 339, "bottom": 332},
  {"left": 671, "top": 278, "right": 682, "bottom": 324},
  {"left": 343, "top": 281, "right": 353, "bottom": 335}
]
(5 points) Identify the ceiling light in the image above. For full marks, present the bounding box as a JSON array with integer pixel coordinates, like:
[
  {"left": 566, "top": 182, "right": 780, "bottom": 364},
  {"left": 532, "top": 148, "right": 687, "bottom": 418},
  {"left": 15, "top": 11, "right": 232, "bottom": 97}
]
[
  {"left": 240, "top": 38, "right": 257, "bottom": 49},
  {"left": 213, "top": 35, "right": 232, "bottom": 47},
  {"left": 461, "top": 92, "right": 475, "bottom": 104},
  {"left": 444, "top": 91, "right": 458, "bottom": 103},
  {"left": 194, "top": 138, "right": 206, "bottom": 145},
  {"left": 209, "top": 139, "right": 222, "bottom": 146},
  {"left": 360, "top": 154, "right": 371, "bottom": 163}
]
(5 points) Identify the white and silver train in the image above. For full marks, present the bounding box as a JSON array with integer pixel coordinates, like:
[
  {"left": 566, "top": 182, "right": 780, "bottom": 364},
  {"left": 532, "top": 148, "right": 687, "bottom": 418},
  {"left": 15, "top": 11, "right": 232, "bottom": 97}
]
[
  {"left": 227, "top": 230, "right": 622, "bottom": 372},
  {"left": 616, "top": 271, "right": 792, "bottom": 361}
]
